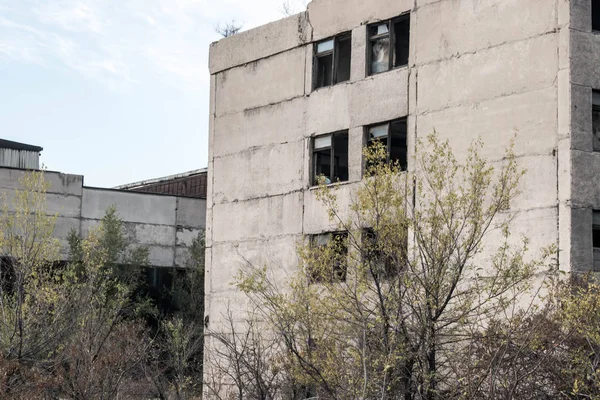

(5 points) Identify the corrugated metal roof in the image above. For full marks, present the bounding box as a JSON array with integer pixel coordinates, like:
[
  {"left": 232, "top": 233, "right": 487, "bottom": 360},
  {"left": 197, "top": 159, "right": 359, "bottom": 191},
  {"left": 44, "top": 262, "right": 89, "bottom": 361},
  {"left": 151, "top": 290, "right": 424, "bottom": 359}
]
[
  {"left": 0, "top": 139, "right": 43, "bottom": 153},
  {"left": 114, "top": 169, "right": 208, "bottom": 199},
  {"left": 114, "top": 168, "right": 207, "bottom": 190}
]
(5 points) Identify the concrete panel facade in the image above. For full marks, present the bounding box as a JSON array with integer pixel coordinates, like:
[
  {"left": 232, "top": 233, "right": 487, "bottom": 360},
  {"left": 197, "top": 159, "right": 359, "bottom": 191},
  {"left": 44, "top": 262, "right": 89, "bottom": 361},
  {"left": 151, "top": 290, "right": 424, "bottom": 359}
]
[
  {"left": 0, "top": 168, "right": 206, "bottom": 268},
  {"left": 215, "top": 48, "right": 307, "bottom": 116},
  {"left": 205, "top": 2, "right": 592, "bottom": 387},
  {"left": 569, "top": 0, "right": 600, "bottom": 272}
]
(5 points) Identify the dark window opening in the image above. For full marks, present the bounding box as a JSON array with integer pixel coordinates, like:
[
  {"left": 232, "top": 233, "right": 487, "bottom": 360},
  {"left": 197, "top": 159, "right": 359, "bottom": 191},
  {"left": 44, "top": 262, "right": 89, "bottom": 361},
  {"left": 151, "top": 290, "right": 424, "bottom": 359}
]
[
  {"left": 594, "top": 211, "right": 600, "bottom": 248},
  {"left": 310, "top": 232, "right": 348, "bottom": 283},
  {"left": 366, "top": 118, "right": 408, "bottom": 172},
  {"left": 363, "top": 229, "right": 393, "bottom": 279},
  {"left": 369, "top": 14, "right": 410, "bottom": 75},
  {"left": 594, "top": 225, "right": 600, "bottom": 249},
  {"left": 594, "top": 0, "right": 600, "bottom": 31},
  {"left": 593, "top": 211, "right": 600, "bottom": 271},
  {"left": 336, "top": 35, "right": 352, "bottom": 83},
  {"left": 593, "top": 91, "right": 600, "bottom": 151},
  {"left": 313, "top": 131, "right": 349, "bottom": 185},
  {"left": 393, "top": 17, "right": 410, "bottom": 68},
  {"left": 1, "top": 258, "right": 68, "bottom": 295},
  {"left": 144, "top": 267, "right": 183, "bottom": 313},
  {"left": 390, "top": 119, "right": 408, "bottom": 167},
  {"left": 314, "top": 33, "right": 352, "bottom": 89},
  {"left": 362, "top": 228, "right": 407, "bottom": 279},
  {"left": 0, "top": 256, "right": 16, "bottom": 294}
]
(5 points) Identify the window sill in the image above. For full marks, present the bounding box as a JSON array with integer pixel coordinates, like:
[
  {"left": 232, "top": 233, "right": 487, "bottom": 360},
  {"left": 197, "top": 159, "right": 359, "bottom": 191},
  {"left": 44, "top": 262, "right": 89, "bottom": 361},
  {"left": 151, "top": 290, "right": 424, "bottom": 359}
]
[
  {"left": 308, "top": 170, "right": 410, "bottom": 191},
  {"left": 311, "top": 79, "right": 351, "bottom": 93},
  {"left": 308, "top": 179, "right": 360, "bottom": 191},
  {"left": 367, "top": 64, "right": 409, "bottom": 79},
  {"left": 361, "top": 168, "right": 409, "bottom": 180}
]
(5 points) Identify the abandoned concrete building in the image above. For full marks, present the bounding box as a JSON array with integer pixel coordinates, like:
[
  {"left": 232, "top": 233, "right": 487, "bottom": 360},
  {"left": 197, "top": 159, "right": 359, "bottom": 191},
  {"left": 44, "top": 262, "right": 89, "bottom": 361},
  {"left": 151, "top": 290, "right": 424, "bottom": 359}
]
[
  {"left": 204, "top": 0, "right": 600, "bottom": 341},
  {"left": 0, "top": 139, "right": 206, "bottom": 292}
]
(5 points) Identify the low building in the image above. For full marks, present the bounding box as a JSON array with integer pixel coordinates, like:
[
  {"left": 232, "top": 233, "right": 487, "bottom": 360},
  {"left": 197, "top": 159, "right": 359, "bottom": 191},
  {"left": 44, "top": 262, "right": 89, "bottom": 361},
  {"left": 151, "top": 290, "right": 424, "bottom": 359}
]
[
  {"left": 0, "top": 139, "right": 42, "bottom": 169},
  {"left": 0, "top": 139, "right": 206, "bottom": 271}
]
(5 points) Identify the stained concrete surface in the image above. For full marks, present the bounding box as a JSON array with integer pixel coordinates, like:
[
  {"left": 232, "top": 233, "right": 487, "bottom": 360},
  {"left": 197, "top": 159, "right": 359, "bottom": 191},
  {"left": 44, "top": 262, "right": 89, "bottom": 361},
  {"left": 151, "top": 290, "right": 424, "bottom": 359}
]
[{"left": 0, "top": 168, "right": 206, "bottom": 268}]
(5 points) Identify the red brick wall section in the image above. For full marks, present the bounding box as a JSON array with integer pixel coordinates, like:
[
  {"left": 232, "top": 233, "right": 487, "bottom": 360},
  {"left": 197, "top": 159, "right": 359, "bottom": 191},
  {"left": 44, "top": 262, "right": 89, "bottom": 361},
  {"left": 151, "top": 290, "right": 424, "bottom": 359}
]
[{"left": 131, "top": 173, "right": 207, "bottom": 199}]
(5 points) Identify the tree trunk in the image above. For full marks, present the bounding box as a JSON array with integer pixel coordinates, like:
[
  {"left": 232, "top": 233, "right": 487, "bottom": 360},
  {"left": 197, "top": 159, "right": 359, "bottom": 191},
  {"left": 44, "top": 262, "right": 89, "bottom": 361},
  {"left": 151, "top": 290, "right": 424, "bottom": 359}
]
[{"left": 425, "top": 322, "right": 436, "bottom": 400}]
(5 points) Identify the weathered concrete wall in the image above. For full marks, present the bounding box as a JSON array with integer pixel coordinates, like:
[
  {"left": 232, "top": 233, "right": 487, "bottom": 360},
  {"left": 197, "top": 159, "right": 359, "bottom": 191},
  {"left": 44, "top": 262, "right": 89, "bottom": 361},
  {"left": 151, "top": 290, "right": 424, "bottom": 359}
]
[
  {"left": 203, "top": 2, "right": 594, "bottom": 398},
  {"left": 205, "top": 0, "right": 574, "bottom": 361},
  {"left": 569, "top": 0, "right": 600, "bottom": 271},
  {"left": 0, "top": 168, "right": 206, "bottom": 268}
]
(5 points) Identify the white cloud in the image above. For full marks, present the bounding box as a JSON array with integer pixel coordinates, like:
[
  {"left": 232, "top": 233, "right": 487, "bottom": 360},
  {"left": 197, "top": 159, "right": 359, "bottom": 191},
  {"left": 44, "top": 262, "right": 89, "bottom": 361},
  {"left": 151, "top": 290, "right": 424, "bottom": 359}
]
[
  {"left": 0, "top": 0, "right": 293, "bottom": 91},
  {"left": 34, "top": 0, "right": 105, "bottom": 34}
]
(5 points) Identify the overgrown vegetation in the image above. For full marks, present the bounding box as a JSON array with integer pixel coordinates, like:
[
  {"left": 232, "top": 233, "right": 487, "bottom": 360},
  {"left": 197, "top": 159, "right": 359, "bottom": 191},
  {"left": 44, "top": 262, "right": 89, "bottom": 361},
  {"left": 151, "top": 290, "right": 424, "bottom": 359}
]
[
  {"left": 203, "top": 134, "right": 600, "bottom": 399},
  {"left": 148, "top": 233, "right": 205, "bottom": 399},
  {"left": 0, "top": 170, "right": 205, "bottom": 399},
  {"left": 8, "top": 134, "right": 600, "bottom": 399}
]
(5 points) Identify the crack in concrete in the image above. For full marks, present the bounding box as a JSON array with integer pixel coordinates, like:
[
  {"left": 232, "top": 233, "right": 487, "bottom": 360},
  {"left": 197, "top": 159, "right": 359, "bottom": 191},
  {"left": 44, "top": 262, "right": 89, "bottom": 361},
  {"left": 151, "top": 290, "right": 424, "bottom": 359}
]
[{"left": 416, "top": 84, "right": 558, "bottom": 117}]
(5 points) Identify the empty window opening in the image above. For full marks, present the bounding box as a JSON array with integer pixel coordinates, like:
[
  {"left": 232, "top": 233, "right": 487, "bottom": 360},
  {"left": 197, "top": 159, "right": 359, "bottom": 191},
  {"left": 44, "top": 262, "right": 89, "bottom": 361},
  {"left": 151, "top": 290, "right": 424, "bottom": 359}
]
[
  {"left": 314, "top": 33, "right": 352, "bottom": 89},
  {"left": 594, "top": 211, "right": 600, "bottom": 271},
  {"left": 366, "top": 118, "right": 408, "bottom": 171},
  {"left": 363, "top": 229, "right": 393, "bottom": 279},
  {"left": 310, "top": 232, "right": 348, "bottom": 283},
  {"left": 369, "top": 14, "right": 410, "bottom": 75},
  {"left": 313, "top": 131, "right": 349, "bottom": 185},
  {"left": 144, "top": 267, "right": 184, "bottom": 313},
  {"left": 594, "top": 91, "right": 600, "bottom": 151},
  {"left": 594, "top": 0, "right": 600, "bottom": 31},
  {"left": 362, "top": 228, "right": 407, "bottom": 279}
]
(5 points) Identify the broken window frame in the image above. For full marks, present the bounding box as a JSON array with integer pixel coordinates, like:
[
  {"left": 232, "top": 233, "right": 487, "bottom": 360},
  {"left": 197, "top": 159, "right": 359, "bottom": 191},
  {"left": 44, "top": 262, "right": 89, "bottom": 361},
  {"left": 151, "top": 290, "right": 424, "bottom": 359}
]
[
  {"left": 593, "top": 90, "right": 600, "bottom": 151},
  {"left": 365, "top": 117, "right": 408, "bottom": 172},
  {"left": 362, "top": 228, "right": 394, "bottom": 279},
  {"left": 313, "top": 32, "right": 352, "bottom": 89},
  {"left": 309, "top": 231, "right": 348, "bottom": 283},
  {"left": 312, "top": 130, "right": 349, "bottom": 186},
  {"left": 362, "top": 228, "right": 408, "bottom": 280},
  {"left": 367, "top": 13, "right": 410, "bottom": 76},
  {"left": 593, "top": 0, "right": 600, "bottom": 32}
]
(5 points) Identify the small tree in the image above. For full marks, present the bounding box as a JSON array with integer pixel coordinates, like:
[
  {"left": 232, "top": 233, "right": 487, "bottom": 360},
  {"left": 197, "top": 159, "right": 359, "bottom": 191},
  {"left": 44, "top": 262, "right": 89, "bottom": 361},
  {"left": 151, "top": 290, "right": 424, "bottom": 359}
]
[
  {"left": 59, "top": 209, "right": 151, "bottom": 399},
  {"left": 204, "top": 306, "right": 294, "bottom": 400},
  {"left": 226, "top": 134, "right": 556, "bottom": 400},
  {"left": 146, "top": 232, "right": 206, "bottom": 400},
  {"left": 0, "top": 171, "right": 153, "bottom": 398},
  {"left": 0, "top": 170, "right": 68, "bottom": 397},
  {"left": 215, "top": 21, "right": 242, "bottom": 38},
  {"left": 463, "top": 275, "right": 600, "bottom": 399}
]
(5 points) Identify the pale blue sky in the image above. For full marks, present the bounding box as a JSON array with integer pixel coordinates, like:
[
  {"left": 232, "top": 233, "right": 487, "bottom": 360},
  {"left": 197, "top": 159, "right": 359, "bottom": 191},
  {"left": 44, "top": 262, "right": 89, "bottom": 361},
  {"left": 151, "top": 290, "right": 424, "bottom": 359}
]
[{"left": 0, "top": 0, "right": 305, "bottom": 187}]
